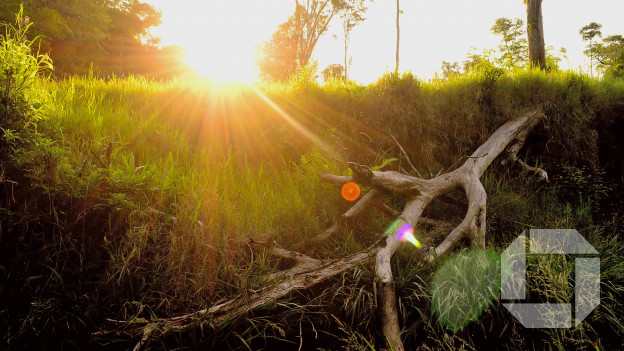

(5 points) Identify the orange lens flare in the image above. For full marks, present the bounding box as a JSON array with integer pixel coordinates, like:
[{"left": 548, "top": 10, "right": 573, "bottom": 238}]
[{"left": 341, "top": 182, "right": 361, "bottom": 201}]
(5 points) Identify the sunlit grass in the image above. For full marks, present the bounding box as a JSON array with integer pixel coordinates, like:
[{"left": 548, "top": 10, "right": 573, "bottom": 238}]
[
  {"left": 36, "top": 75, "right": 355, "bottom": 308},
  {"left": 6, "top": 69, "right": 623, "bottom": 349}
]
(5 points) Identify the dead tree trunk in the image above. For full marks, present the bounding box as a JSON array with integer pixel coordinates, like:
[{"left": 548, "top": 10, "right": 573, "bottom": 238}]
[{"left": 95, "top": 110, "right": 545, "bottom": 351}]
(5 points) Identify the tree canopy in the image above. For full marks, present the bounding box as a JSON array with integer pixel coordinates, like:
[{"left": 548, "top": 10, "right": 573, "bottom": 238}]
[
  {"left": 0, "top": 0, "right": 186, "bottom": 77},
  {"left": 580, "top": 22, "right": 624, "bottom": 78},
  {"left": 491, "top": 17, "right": 528, "bottom": 68},
  {"left": 590, "top": 34, "right": 624, "bottom": 78},
  {"left": 256, "top": 16, "right": 300, "bottom": 82},
  {"left": 257, "top": 0, "right": 362, "bottom": 82}
]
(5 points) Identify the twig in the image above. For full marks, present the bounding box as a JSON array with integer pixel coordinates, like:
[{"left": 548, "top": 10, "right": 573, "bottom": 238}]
[
  {"left": 246, "top": 238, "right": 322, "bottom": 280},
  {"left": 515, "top": 157, "right": 549, "bottom": 182},
  {"left": 360, "top": 131, "right": 374, "bottom": 143},
  {"left": 317, "top": 173, "right": 353, "bottom": 184},
  {"left": 310, "top": 189, "right": 379, "bottom": 244},
  {"left": 314, "top": 153, "right": 348, "bottom": 165},
  {"left": 389, "top": 131, "right": 423, "bottom": 178},
  {"left": 297, "top": 313, "right": 303, "bottom": 351}
]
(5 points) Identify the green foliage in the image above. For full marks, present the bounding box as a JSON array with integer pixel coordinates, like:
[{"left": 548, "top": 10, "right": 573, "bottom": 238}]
[
  {"left": 256, "top": 15, "right": 299, "bottom": 82},
  {"left": 322, "top": 63, "right": 346, "bottom": 82},
  {"left": 597, "top": 35, "right": 624, "bottom": 78},
  {"left": 0, "top": 0, "right": 181, "bottom": 77},
  {"left": 491, "top": 17, "right": 528, "bottom": 68},
  {"left": 288, "top": 60, "right": 320, "bottom": 90},
  {"left": 468, "top": 56, "right": 505, "bottom": 88},
  {"left": 373, "top": 71, "right": 420, "bottom": 101},
  {"left": 439, "top": 61, "right": 461, "bottom": 80},
  {"left": 580, "top": 22, "right": 603, "bottom": 42},
  {"left": 554, "top": 166, "right": 613, "bottom": 209},
  {"left": 333, "top": 315, "right": 377, "bottom": 351},
  {"left": 257, "top": 0, "right": 367, "bottom": 82},
  {"left": 581, "top": 23, "right": 624, "bottom": 78},
  {"left": 545, "top": 45, "right": 568, "bottom": 71},
  {"left": 0, "top": 6, "right": 52, "bottom": 156}
]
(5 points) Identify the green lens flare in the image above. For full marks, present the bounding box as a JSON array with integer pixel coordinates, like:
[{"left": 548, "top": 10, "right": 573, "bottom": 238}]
[
  {"left": 431, "top": 249, "right": 501, "bottom": 332},
  {"left": 384, "top": 219, "right": 401, "bottom": 234}
]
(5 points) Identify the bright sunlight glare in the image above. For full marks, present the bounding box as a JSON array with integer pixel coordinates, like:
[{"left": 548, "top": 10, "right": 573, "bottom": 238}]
[
  {"left": 148, "top": 0, "right": 624, "bottom": 82},
  {"left": 149, "top": 0, "right": 293, "bottom": 82}
]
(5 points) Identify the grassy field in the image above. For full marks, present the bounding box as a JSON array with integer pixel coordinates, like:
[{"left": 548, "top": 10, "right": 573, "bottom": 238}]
[{"left": 2, "top": 41, "right": 624, "bottom": 350}]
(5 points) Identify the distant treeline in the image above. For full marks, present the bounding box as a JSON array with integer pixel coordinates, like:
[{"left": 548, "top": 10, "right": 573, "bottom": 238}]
[{"left": 0, "top": 0, "right": 189, "bottom": 78}]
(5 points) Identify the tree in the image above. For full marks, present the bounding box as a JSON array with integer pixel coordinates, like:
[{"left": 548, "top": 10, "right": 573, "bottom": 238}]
[
  {"left": 491, "top": 17, "right": 528, "bottom": 68},
  {"left": 293, "top": 0, "right": 349, "bottom": 69},
  {"left": 395, "top": 0, "right": 400, "bottom": 73},
  {"left": 463, "top": 53, "right": 485, "bottom": 72},
  {"left": 258, "top": 0, "right": 359, "bottom": 82},
  {"left": 580, "top": 22, "right": 603, "bottom": 76},
  {"left": 340, "top": 0, "right": 368, "bottom": 80},
  {"left": 525, "top": 0, "right": 545, "bottom": 69},
  {"left": 440, "top": 61, "right": 461, "bottom": 79},
  {"left": 256, "top": 17, "right": 299, "bottom": 81},
  {"left": 545, "top": 46, "right": 568, "bottom": 71},
  {"left": 100, "top": 0, "right": 163, "bottom": 75},
  {"left": 5, "top": 0, "right": 111, "bottom": 73},
  {"left": 590, "top": 34, "right": 624, "bottom": 78},
  {"left": 0, "top": 0, "right": 170, "bottom": 76},
  {"left": 321, "top": 63, "right": 345, "bottom": 81}
]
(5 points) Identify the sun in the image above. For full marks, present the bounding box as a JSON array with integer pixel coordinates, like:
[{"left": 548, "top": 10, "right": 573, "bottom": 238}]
[
  {"left": 148, "top": 1, "right": 296, "bottom": 83},
  {"left": 183, "top": 46, "right": 258, "bottom": 83}
]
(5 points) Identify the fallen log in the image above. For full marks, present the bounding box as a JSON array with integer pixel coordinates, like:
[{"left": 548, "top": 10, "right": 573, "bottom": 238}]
[{"left": 95, "top": 110, "right": 546, "bottom": 351}]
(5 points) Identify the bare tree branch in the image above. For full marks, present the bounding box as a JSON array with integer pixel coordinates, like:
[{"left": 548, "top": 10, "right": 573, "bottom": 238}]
[
  {"left": 503, "top": 129, "right": 549, "bottom": 182},
  {"left": 311, "top": 189, "right": 379, "bottom": 244},
  {"left": 94, "top": 239, "right": 385, "bottom": 350},
  {"left": 389, "top": 131, "right": 423, "bottom": 178}
]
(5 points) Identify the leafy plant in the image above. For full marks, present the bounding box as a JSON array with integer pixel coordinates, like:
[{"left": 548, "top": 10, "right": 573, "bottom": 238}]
[
  {"left": 0, "top": 5, "right": 52, "bottom": 155},
  {"left": 554, "top": 166, "right": 613, "bottom": 210}
]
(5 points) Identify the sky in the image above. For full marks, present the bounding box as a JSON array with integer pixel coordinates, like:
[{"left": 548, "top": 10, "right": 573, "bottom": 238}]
[{"left": 147, "top": 0, "right": 624, "bottom": 83}]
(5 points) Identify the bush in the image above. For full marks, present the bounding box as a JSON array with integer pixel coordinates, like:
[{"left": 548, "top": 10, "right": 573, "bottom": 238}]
[
  {"left": 0, "top": 6, "right": 52, "bottom": 157},
  {"left": 373, "top": 71, "right": 420, "bottom": 100}
]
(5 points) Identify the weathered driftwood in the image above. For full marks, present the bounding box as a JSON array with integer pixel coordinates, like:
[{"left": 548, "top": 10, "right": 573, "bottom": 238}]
[{"left": 95, "top": 110, "right": 545, "bottom": 351}]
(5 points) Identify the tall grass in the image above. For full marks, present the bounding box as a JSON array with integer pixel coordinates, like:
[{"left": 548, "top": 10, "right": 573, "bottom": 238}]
[{"left": 1, "top": 46, "right": 623, "bottom": 350}]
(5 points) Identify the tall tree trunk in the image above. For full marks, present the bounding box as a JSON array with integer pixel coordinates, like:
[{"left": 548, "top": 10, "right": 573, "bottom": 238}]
[
  {"left": 526, "top": 0, "right": 546, "bottom": 69},
  {"left": 344, "top": 24, "right": 349, "bottom": 80},
  {"left": 590, "top": 40, "right": 594, "bottom": 77},
  {"left": 293, "top": 0, "right": 337, "bottom": 69},
  {"left": 395, "top": 0, "right": 400, "bottom": 73}
]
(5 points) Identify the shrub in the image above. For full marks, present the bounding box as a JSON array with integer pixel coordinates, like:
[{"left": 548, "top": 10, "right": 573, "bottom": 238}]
[{"left": 0, "top": 6, "right": 52, "bottom": 158}]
